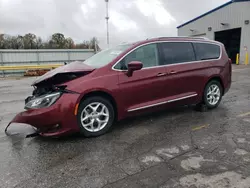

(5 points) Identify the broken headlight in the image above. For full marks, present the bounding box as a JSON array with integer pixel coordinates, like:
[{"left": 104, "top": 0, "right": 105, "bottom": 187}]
[{"left": 25, "top": 92, "right": 61, "bottom": 109}]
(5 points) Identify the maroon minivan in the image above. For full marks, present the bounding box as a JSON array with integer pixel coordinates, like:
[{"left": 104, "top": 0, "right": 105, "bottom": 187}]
[{"left": 8, "top": 37, "right": 232, "bottom": 137}]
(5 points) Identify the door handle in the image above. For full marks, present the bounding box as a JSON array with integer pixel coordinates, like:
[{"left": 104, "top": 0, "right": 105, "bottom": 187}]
[
  {"left": 157, "top": 73, "right": 167, "bottom": 77},
  {"left": 168, "top": 70, "right": 177, "bottom": 75}
]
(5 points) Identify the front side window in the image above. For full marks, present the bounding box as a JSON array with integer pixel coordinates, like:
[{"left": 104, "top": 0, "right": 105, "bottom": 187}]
[
  {"left": 159, "top": 42, "right": 196, "bottom": 65},
  {"left": 114, "top": 43, "right": 159, "bottom": 70},
  {"left": 193, "top": 43, "right": 220, "bottom": 60}
]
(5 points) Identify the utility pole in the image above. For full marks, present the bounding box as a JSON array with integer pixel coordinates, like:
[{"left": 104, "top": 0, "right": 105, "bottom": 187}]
[
  {"left": 94, "top": 39, "right": 98, "bottom": 53},
  {"left": 105, "top": 0, "right": 110, "bottom": 48}
]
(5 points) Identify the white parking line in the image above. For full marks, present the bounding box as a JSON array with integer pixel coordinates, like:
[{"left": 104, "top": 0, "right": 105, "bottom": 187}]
[{"left": 237, "top": 111, "right": 250, "bottom": 117}]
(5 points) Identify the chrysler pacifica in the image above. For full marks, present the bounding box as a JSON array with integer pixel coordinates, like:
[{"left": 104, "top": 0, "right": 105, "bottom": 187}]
[{"left": 8, "top": 37, "right": 232, "bottom": 137}]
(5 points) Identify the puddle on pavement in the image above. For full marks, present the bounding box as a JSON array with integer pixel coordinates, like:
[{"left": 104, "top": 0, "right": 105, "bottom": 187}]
[
  {"left": 179, "top": 171, "right": 250, "bottom": 188},
  {"left": 180, "top": 155, "right": 217, "bottom": 171}
]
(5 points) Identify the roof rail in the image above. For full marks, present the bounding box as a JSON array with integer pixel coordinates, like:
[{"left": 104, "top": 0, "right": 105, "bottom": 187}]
[{"left": 147, "top": 36, "right": 209, "bottom": 40}]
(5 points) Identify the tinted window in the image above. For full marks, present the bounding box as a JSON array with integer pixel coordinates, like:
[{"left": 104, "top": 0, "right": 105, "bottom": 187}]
[
  {"left": 114, "top": 44, "right": 159, "bottom": 70},
  {"left": 193, "top": 43, "right": 220, "bottom": 60},
  {"left": 159, "top": 42, "right": 195, "bottom": 65}
]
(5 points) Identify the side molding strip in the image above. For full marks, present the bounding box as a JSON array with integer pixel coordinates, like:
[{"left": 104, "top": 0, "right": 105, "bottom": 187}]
[{"left": 128, "top": 94, "right": 198, "bottom": 112}]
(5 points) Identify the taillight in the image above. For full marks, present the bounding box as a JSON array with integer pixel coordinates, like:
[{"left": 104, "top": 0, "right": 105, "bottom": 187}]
[{"left": 228, "top": 58, "right": 232, "bottom": 64}]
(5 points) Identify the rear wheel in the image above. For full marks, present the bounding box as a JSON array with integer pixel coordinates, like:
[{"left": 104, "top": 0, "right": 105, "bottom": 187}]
[
  {"left": 77, "top": 96, "right": 115, "bottom": 137},
  {"left": 203, "top": 80, "right": 223, "bottom": 109}
]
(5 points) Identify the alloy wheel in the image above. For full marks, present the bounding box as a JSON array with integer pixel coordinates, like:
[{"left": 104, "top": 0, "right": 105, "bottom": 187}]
[
  {"left": 206, "top": 84, "right": 221, "bottom": 106},
  {"left": 80, "top": 102, "right": 110, "bottom": 132}
]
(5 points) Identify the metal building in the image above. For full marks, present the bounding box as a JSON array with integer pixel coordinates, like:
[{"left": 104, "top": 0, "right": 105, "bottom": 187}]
[{"left": 177, "top": 0, "right": 250, "bottom": 64}]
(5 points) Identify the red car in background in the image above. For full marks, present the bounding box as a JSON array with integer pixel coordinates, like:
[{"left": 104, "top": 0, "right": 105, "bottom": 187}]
[{"left": 8, "top": 37, "right": 232, "bottom": 137}]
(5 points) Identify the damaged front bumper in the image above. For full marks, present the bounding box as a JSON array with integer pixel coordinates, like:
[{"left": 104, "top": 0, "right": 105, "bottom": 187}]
[{"left": 6, "top": 92, "right": 81, "bottom": 137}]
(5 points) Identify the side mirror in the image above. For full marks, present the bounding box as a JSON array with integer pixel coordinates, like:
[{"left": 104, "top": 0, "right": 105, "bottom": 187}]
[{"left": 127, "top": 61, "right": 143, "bottom": 77}]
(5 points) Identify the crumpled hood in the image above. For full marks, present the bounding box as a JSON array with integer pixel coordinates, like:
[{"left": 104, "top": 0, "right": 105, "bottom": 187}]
[{"left": 32, "top": 61, "right": 95, "bottom": 86}]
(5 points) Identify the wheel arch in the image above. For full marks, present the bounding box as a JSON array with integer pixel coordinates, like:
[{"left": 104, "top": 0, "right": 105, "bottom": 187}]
[
  {"left": 205, "top": 76, "right": 225, "bottom": 95},
  {"left": 78, "top": 90, "right": 118, "bottom": 120}
]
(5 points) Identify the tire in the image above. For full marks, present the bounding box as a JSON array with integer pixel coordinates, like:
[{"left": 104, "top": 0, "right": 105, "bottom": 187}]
[
  {"left": 203, "top": 80, "right": 223, "bottom": 109},
  {"left": 77, "top": 96, "right": 115, "bottom": 137}
]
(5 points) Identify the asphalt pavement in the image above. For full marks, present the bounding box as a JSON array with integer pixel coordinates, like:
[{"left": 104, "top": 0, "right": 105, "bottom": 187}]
[{"left": 1, "top": 65, "right": 250, "bottom": 188}]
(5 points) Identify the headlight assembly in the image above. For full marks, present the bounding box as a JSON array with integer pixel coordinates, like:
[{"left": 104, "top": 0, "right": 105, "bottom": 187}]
[{"left": 25, "top": 92, "right": 61, "bottom": 109}]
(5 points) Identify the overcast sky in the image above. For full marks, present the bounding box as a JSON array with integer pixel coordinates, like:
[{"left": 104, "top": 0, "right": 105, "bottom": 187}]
[{"left": 0, "top": 0, "right": 229, "bottom": 48}]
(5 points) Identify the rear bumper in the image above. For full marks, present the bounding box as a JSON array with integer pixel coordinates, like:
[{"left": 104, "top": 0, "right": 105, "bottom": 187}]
[
  {"left": 223, "top": 75, "right": 231, "bottom": 95},
  {"left": 224, "top": 81, "right": 231, "bottom": 95},
  {"left": 10, "top": 93, "right": 81, "bottom": 137}
]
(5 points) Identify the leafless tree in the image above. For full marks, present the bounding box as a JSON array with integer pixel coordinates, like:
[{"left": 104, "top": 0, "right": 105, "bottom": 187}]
[{"left": 0, "top": 33, "right": 100, "bottom": 50}]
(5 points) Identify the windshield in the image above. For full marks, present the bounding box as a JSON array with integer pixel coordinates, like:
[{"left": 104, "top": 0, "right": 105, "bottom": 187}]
[{"left": 83, "top": 44, "right": 132, "bottom": 68}]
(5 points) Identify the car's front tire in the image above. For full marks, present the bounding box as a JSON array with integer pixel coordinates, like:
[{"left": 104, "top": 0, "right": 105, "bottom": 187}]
[
  {"left": 203, "top": 80, "right": 223, "bottom": 109},
  {"left": 77, "top": 96, "right": 115, "bottom": 137}
]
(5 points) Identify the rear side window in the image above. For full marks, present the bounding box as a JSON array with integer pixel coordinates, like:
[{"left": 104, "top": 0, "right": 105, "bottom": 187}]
[
  {"left": 159, "top": 42, "right": 196, "bottom": 65},
  {"left": 193, "top": 43, "right": 220, "bottom": 60}
]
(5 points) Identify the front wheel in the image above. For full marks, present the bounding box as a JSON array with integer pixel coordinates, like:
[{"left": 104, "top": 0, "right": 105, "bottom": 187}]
[
  {"left": 203, "top": 80, "right": 223, "bottom": 109},
  {"left": 77, "top": 96, "right": 115, "bottom": 137}
]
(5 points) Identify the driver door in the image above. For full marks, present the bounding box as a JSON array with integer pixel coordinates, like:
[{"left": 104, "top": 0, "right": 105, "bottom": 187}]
[{"left": 114, "top": 43, "right": 168, "bottom": 112}]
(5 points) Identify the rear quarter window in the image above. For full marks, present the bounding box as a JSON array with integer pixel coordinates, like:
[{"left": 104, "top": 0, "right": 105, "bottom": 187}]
[{"left": 193, "top": 43, "right": 221, "bottom": 61}]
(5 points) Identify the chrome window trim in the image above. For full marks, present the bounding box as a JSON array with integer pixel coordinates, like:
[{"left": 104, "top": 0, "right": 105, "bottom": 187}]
[
  {"left": 127, "top": 93, "right": 198, "bottom": 112},
  {"left": 112, "top": 41, "right": 222, "bottom": 72}
]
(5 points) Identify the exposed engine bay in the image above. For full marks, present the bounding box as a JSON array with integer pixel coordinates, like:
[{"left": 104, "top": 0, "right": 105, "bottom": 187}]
[
  {"left": 6, "top": 70, "right": 92, "bottom": 137},
  {"left": 25, "top": 72, "right": 89, "bottom": 104}
]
